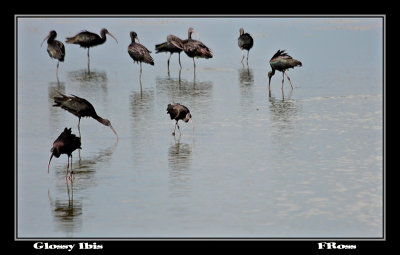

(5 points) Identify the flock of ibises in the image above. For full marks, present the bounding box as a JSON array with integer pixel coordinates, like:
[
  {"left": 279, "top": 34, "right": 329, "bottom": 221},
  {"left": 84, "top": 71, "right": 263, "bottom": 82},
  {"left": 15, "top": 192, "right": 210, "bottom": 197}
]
[{"left": 43, "top": 26, "right": 302, "bottom": 178}]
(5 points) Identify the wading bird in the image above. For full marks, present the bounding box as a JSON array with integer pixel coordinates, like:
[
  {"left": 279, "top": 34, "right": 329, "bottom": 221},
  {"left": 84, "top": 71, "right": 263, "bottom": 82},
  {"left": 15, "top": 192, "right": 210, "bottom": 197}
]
[
  {"left": 48, "top": 127, "right": 81, "bottom": 178},
  {"left": 172, "top": 27, "right": 212, "bottom": 69},
  {"left": 65, "top": 28, "right": 118, "bottom": 67},
  {"left": 155, "top": 34, "right": 185, "bottom": 72},
  {"left": 238, "top": 28, "right": 253, "bottom": 64},
  {"left": 128, "top": 31, "right": 154, "bottom": 75},
  {"left": 166, "top": 103, "right": 192, "bottom": 136},
  {"left": 41, "top": 30, "right": 65, "bottom": 79},
  {"left": 268, "top": 50, "right": 302, "bottom": 95},
  {"left": 53, "top": 93, "right": 119, "bottom": 140}
]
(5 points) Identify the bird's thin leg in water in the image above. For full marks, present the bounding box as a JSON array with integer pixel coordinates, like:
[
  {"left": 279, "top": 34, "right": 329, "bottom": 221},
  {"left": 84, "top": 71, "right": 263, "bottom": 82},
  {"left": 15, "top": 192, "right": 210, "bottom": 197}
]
[
  {"left": 77, "top": 118, "right": 81, "bottom": 138},
  {"left": 284, "top": 72, "right": 294, "bottom": 90},
  {"left": 193, "top": 58, "right": 196, "bottom": 69},
  {"left": 241, "top": 49, "right": 244, "bottom": 63},
  {"left": 69, "top": 154, "right": 74, "bottom": 181},
  {"left": 172, "top": 121, "right": 177, "bottom": 136},
  {"left": 246, "top": 50, "right": 249, "bottom": 64},
  {"left": 281, "top": 72, "right": 285, "bottom": 90},
  {"left": 177, "top": 123, "right": 182, "bottom": 136},
  {"left": 167, "top": 53, "right": 171, "bottom": 73},
  {"left": 56, "top": 61, "right": 60, "bottom": 80},
  {"left": 65, "top": 156, "right": 70, "bottom": 179},
  {"left": 178, "top": 52, "right": 182, "bottom": 69},
  {"left": 87, "top": 48, "right": 90, "bottom": 67}
]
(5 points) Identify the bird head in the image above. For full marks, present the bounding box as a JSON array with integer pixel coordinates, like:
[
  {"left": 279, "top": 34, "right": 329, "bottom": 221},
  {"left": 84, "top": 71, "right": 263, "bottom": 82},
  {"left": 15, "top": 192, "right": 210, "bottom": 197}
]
[
  {"left": 102, "top": 28, "right": 118, "bottom": 44},
  {"left": 99, "top": 118, "right": 119, "bottom": 140},
  {"left": 239, "top": 27, "right": 244, "bottom": 36},
  {"left": 188, "top": 27, "right": 200, "bottom": 39},
  {"left": 130, "top": 31, "right": 140, "bottom": 44},
  {"left": 41, "top": 30, "right": 57, "bottom": 47}
]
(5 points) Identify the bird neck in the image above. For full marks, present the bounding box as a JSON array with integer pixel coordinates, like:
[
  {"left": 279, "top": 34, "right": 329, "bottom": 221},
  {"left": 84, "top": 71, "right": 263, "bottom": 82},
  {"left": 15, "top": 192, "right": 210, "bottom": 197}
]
[
  {"left": 188, "top": 31, "right": 192, "bottom": 40},
  {"left": 93, "top": 115, "right": 107, "bottom": 126}
]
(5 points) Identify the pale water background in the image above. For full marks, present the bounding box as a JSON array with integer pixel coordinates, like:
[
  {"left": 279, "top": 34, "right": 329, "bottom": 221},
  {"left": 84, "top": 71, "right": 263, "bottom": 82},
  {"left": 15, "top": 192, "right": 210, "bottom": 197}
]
[{"left": 16, "top": 16, "right": 383, "bottom": 238}]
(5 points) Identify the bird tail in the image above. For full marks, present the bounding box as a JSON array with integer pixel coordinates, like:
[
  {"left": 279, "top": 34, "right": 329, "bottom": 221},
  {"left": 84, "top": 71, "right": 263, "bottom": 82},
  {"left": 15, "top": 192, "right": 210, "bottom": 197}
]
[
  {"left": 65, "top": 37, "right": 75, "bottom": 44},
  {"left": 155, "top": 42, "right": 167, "bottom": 53}
]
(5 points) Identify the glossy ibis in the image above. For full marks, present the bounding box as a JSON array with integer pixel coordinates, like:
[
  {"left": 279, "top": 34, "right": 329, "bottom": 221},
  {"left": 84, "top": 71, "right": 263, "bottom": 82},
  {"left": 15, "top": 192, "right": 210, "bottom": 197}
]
[
  {"left": 53, "top": 93, "right": 119, "bottom": 140},
  {"left": 238, "top": 28, "right": 254, "bottom": 64},
  {"left": 128, "top": 31, "right": 154, "bottom": 76},
  {"left": 41, "top": 30, "right": 65, "bottom": 79},
  {"left": 155, "top": 34, "right": 184, "bottom": 72},
  {"left": 174, "top": 28, "right": 212, "bottom": 69},
  {"left": 167, "top": 103, "right": 192, "bottom": 136},
  {"left": 65, "top": 28, "right": 118, "bottom": 67},
  {"left": 268, "top": 50, "right": 302, "bottom": 94},
  {"left": 48, "top": 128, "right": 81, "bottom": 178}
]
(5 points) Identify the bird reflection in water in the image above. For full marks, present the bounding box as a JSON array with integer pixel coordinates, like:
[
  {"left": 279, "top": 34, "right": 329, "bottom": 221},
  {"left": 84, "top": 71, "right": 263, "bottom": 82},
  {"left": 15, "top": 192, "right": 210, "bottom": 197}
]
[
  {"left": 48, "top": 179, "right": 82, "bottom": 235},
  {"left": 67, "top": 69, "right": 108, "bottom": 90}
]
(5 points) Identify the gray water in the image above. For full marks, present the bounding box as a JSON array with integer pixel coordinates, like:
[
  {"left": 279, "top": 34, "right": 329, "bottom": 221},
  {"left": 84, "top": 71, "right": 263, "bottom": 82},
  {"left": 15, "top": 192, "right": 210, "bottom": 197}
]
[{"left": 16, "top": 16, "right": 383, "bottom": 238}]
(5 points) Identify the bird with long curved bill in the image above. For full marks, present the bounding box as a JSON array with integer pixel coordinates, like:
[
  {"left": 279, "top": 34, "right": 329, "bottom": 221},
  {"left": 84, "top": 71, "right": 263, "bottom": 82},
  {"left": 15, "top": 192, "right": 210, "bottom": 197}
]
[
  {"left": 53, "top": 93, "right": 119, "bottom": 141},
  {"left": 48, "top": 128, "right": 81, "bottom": 179},
  {"left": 167, "top": 103, "right": 193, "bottom": 136},
  {"left": 41, "top": 30, "right": 65, "bottom": 80},
  {"left": 65, "top": 28, "right": 118, "bottom": 68},
  {"left": 268, "top": 50, "right": 302, "bottom": 96}
]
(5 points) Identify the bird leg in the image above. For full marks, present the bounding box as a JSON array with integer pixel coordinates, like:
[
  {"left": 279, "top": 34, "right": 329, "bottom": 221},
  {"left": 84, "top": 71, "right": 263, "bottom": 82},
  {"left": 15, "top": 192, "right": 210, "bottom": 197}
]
[
  {"left": 65, "top": 156, "right": 70, "bottom": 179},
  {"left": 281, "top": 72, "right": 285, "bottom": 90},
  {"left": 172, "top": 120, "right": 178, "bottom": 136},
  {"left": 246, "top": 50, "right": 249, "bottom": 64},
  {"left": 241, "top": 49, "right": 245, "bottom": 63},
  {"left": 284, "top": 72, "right": 294, "bottom": 90},
  {"left": 178, "top": 52, "right": 182, "bottom": 69},
  {"left": 167, "top": 53, "right": 172, "bottom": 73},
  {"left": 177, "top": 123, "right": 182, "bottom": 136},
  {"left": 193, "top": 58, "right": 196, "bottom": 69},
  {"left": 77, "top": 118, "right": 81, "bottom": 138},
  {"left": 56, "top": 61, "right": 60, "bottom": 80}
]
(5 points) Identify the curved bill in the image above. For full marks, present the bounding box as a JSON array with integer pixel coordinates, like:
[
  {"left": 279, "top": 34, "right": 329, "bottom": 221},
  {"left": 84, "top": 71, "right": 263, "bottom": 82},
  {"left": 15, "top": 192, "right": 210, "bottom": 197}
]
[
  {"left": 48, "top": 153, "right": 54, "bottom": 173},
  {"left": 41, "top": 34, "right": 50, "bottom": 47},
  {"left": 107, "top": 32, "right": 118, "bottom": 43},
  {"left": 192, "top": 30, "right": 200, "bottom": 39},
  {"left": 109, "top": 125, "right": 119, "bottom": 141}
]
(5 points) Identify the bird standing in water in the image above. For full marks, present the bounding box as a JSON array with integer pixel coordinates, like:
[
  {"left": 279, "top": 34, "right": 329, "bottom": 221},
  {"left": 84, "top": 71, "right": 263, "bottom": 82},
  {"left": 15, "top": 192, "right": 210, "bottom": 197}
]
[
  {"left": 41, "top": 30, "right": 65, "bottom": 80},
  {"left": 128, "top": 31, "right": 154, "bottom": 75},
  {"left": 65, "top": 28, "right": 118, "bottom": 69},
  {"left": 268, "top": 50, "right": 302, "bottom": 95},
  {"left": 53, "top": 93, "right": 119, "bottom": 141},
  {"left": 155, "top": 34, "right": 185, "bottom": 72},
  {"left": 48, "top": 128, "right": 81, "bottom": 179},
  {"left": 166, "top": 103, "right": 192, "bottom": 136},
  {"left": 172, "top": 27, "right": 213, "bottom": 70},
  {"left": 238, "top": 28, "right": 253, "bottom": 64}
]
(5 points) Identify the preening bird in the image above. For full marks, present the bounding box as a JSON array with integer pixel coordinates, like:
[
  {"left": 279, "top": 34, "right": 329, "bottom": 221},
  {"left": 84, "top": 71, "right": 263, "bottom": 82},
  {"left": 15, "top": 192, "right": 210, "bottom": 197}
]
[
  {"left": 53, "top": 93, "right": 118, "bottom": 140},
  {"left": 155, "top": 34, "right": 185, "bottom": 71},
  {"left": 268, "top": 50, "right": 302, "bottom": 94},
  {"left": 238, "top": 28, "right": 253, "bottom": 64},
  {"left": 172, "top": 27, "right": 213, "bottom": 69},
  {"left": 166, "top": 103, "right": 192, "bottom": 136},
  {"left": 41, "top": 30, "right": 65, "bottom": 79},
  {"left": 48, "top": 128, "right": 81, "bottom": 178}
]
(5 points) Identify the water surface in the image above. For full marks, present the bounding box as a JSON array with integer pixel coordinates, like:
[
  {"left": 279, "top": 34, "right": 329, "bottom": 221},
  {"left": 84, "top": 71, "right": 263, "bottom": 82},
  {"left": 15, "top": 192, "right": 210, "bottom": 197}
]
[{"left": 17, "top": 16, "right": 383, "bottom": 238}]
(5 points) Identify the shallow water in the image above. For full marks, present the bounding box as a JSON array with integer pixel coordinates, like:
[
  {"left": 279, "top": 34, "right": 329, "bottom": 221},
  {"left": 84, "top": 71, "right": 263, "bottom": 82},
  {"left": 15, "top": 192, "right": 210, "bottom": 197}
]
[{"left": 17, "top": 16, "right": 383, "bottom": 238}]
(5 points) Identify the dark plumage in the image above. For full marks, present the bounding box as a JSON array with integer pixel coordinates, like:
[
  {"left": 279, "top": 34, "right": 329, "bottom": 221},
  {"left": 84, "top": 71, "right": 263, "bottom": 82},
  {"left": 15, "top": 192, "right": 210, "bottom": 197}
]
[
  {"left": 174, "top": 28, "right": 212, "bottom": 69},
  {"left": 238, "top": 28, "right": 253, "bottom": 64},
  {"left": 268, "top": 50, "right": 302, "bottom": 94},
  {"left": 128, "top": 31, "right": 154, "bottom": 69},
  {"left": 41, "top": 30, "right": 65, "bottom": 78},
  {"left": 48, "top": 128, "right": 81, "bottom": 178},
  {"left": 53, "top": 93, "right": 118, "bottom": 140},
  {"left": 155, "top": 34, "right": 184, "bottom": 70},
  {"left": 65, "top": 28, "right": 118, "bottom": 65},
  {"left": 166, "top": 103, "right": 192, "bottom": 136}
]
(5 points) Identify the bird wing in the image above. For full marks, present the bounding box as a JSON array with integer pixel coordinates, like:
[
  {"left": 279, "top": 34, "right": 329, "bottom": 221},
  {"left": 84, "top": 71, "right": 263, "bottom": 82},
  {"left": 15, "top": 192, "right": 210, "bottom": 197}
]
[{"left": 128, "top": 43, "right": 154, "bottom": 64}]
